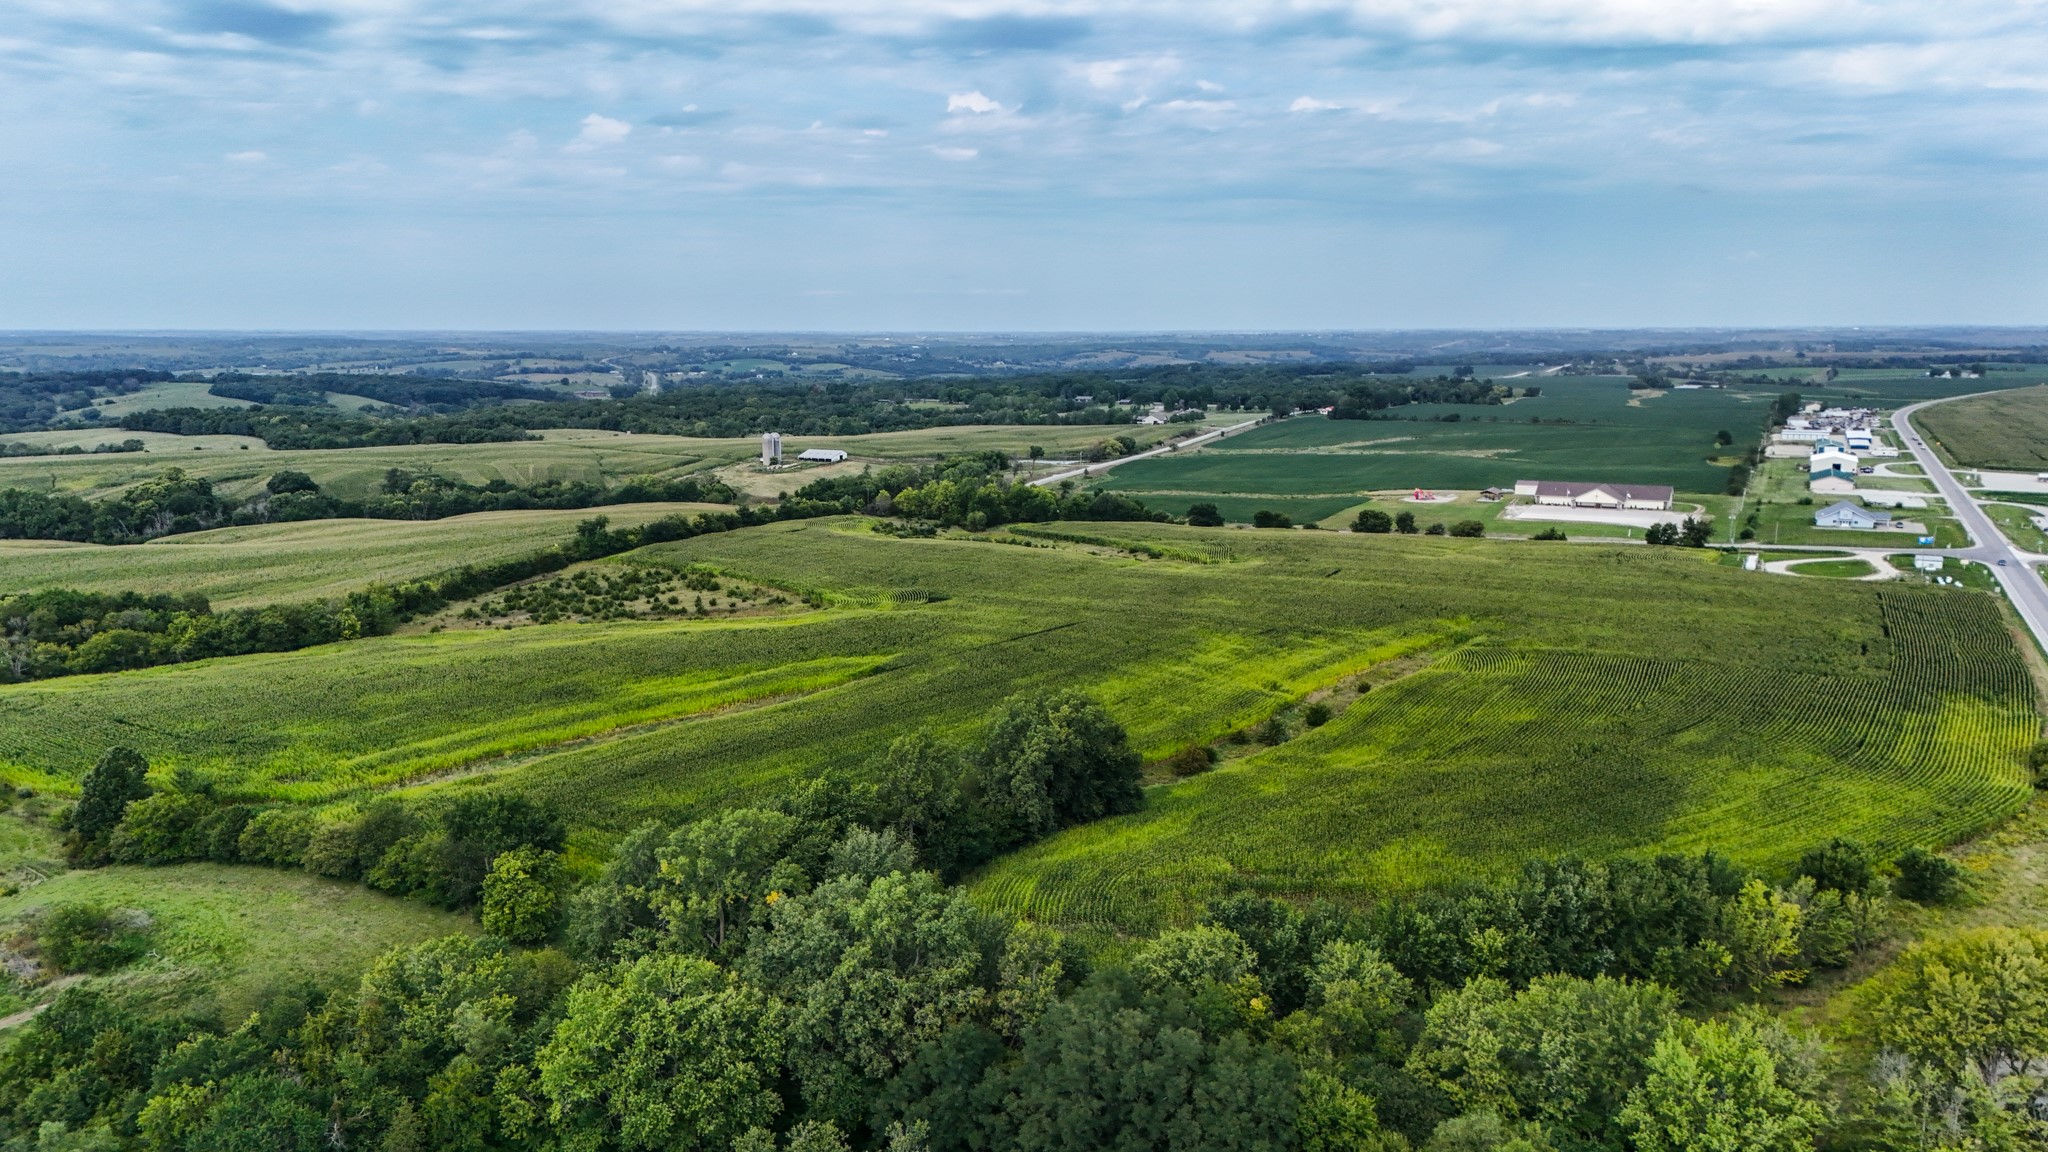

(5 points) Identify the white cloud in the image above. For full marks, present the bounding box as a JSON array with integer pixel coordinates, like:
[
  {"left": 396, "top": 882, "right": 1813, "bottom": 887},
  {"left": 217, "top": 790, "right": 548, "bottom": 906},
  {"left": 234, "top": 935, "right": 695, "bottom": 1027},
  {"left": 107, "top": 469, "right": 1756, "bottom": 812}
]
[
  {"left": 1290, "top": 97, "right": 1345, "bottom": 112},
  {"left": 946, "top": 90, "right": 1005, "bottom": 115},
  {"left": 930, "top": 145, "right": 980, "bottom": 160},
  {"left": 225, "top": 150, "right": 268, "bottom": 163},
  {"left": 570, "top": 113, "right": 631, "bottom": 149}
]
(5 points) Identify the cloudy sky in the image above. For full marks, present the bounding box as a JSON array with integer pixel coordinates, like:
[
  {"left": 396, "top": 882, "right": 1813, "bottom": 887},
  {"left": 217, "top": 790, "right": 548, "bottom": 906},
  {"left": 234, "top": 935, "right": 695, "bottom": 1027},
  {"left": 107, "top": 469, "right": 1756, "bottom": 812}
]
[{"left": 4, "top": 0, "right": 2045, "bottom": 329}]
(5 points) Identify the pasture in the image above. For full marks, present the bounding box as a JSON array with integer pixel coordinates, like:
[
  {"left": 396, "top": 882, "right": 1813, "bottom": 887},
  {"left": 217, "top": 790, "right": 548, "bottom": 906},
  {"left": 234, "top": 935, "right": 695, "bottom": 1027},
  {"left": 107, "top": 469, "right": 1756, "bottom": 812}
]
[
  {"left": 1917, "top": 385, "right": 2048, "bottom": 470},
  {"left": 0, "top": 853, "right": 473, "bottom": 1022},
  {"left": 0, "top": 503, "right": 717, "bottom": 607},
  {"left": 2, "top": 519, "right": 2033, "bottom": 922}
]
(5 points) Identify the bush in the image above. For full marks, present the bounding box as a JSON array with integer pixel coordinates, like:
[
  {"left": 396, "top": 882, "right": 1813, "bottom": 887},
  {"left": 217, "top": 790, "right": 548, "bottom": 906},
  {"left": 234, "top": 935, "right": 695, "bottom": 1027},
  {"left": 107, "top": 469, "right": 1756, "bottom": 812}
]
[
  {"left": 1352, "top": 509, "right": 1393, "bottom": 534},
  {"left": 1252, "top": 510, "right": 1293, "bottom": 529},
  {"left": 1894, "top": 847, "right": 1963, "bottom": 904},
  {"left": 35, "top": 903, "right": 150, "bottom": 973},
  {"left": 1185, "top": 503, "right": 1225, "bottom": 527},
  {"left": 238, "top": 809, "right": 316, "bottom": 867},
  {"left": 1796, "top": 838, "right": 1875, "bottom": 894},
  {"left": 106, "top": 792, "right": 216, "bottom": 865},
  {"left": 1164, "top": 746, "right": 1216, "bottom": 777},
  {"left": 1532, "top": 527, "right": 1567, "bottom": 541},
  {"left": 1424, "top": 523, "right": 1446, "bottom": 536},
  {"left": 1448, "top": 520, "right": 1484, "bottom": 538},
  {"left": 1303, "top": 702, "right": 1333, "bottom": 728}
]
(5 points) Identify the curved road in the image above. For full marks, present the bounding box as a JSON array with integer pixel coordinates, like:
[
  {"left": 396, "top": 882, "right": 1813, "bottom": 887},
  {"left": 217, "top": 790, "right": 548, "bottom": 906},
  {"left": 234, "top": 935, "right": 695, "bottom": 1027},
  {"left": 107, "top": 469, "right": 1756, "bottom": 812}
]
[{"left": 1894, "top": 394, "right": 2048, "bottom": 651}]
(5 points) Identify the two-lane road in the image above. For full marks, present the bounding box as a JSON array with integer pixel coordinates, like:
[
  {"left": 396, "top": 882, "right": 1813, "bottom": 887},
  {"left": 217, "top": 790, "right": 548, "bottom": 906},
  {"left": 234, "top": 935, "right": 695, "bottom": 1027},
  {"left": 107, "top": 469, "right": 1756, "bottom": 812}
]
[
  {"left": 1894, "top": 395, "right": 2048, "bottom": 651},
  {"left": 1028, "top": 416, "right": 1265, "bottom": 489}
]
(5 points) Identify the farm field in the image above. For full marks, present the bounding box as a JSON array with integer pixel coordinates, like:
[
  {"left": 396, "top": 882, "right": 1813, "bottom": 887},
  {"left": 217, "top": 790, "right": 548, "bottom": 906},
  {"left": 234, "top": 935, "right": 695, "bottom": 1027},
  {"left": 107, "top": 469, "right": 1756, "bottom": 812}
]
[
  {"left": 0, "top": 422, "right": 1201, "bottom": 501},
  {"left": 0, "top": 503, "right": 718, "bottom": 606},
  {"left": 1095, "top": 379, "right": 1766, "bottom": 519},
  {"left": 1917, "top": 384, "right": 2048, "bottom": 470},
  {"left": 2, "top": 519, "right": 2034, "bottom": 919}
]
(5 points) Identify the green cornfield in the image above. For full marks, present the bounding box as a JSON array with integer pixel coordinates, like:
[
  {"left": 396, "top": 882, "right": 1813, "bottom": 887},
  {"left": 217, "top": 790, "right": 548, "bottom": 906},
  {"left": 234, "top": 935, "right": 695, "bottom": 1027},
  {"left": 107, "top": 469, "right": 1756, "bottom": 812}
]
[{"left": 1, "top": 518, "right": 2035, "bottom": 910}]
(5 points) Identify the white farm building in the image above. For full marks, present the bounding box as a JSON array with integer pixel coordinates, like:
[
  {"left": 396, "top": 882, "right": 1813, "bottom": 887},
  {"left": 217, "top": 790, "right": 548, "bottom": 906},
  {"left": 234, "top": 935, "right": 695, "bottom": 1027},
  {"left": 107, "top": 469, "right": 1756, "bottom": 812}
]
[
  {"left": 1512, "top": 480, "right": 1674, "bottom": 511},
  {"left": 797, "top": 448, "right": 849, "bottom": 463},
  {"left": 1813, "top": 501, "right": 1892, "bottom": 530},
  {"left": 761, "top": 431, "right": 783, "bottom": 466}
]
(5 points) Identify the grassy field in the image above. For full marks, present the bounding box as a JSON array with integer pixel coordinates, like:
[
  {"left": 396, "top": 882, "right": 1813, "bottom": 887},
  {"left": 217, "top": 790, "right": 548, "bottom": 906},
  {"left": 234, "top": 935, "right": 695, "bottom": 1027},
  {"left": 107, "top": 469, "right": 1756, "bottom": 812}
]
[
  {"left": 0, "top": 423, "right": 1204, "bottom": 502},
  {"left": 1982, "top": 503, "right": 2048, "bottom": 553},
  {"left": 1095, "top": 380, "right": 1765, "bottom": 519},
  {"left": 1918, "top": 385, "right": 2048, "bottom": 470},
  {"left": 0, "top": 846, "right": 472, "bottom": 1023},
  {"left": 2, "top": 519, "right": 2033, "bottom": 927},
  {"left": 0, "top": 503, "right": 720, "bottom": 607}
]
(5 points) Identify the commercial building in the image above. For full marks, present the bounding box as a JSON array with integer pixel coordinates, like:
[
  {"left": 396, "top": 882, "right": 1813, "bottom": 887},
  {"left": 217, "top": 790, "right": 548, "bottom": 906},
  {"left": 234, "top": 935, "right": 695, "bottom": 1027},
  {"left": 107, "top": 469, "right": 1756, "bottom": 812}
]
[{"left": 1512, "top": 480, "right": 1675, "bottom": 510}]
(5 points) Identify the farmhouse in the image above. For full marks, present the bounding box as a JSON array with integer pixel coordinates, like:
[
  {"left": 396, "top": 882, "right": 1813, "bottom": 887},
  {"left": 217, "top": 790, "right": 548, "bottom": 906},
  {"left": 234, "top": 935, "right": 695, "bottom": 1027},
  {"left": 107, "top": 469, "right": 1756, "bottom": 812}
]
[
  {"left": 1814, "top": 500, "right": 1892, "bottom": 530},
  {"left": 797, "top": 448, "right": 849, "bottom": 463},
  {"left": 1515, "top": 480, "right": 1674, "bottom": 510}
]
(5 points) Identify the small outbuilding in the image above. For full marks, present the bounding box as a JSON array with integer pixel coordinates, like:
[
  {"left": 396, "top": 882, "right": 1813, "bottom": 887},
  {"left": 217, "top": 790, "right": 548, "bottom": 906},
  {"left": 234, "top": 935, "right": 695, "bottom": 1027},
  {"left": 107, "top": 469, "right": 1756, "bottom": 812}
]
[
  {"left": 1913, "top": 555, "right": 1944, "bottom": 573},
  {"left": 1813, "top": 500, "right": 1891, "bottom": 530}
]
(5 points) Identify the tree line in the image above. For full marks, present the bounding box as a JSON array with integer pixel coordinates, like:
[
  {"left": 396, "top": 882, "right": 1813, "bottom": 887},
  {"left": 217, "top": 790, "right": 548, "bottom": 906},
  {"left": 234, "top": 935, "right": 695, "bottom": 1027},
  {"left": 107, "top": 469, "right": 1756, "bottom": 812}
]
[
  {"left": 7, "top": 692, "right": 2029, "bottom": 1152},
  {"left": 0, "top": 468, "right": 733, "bottom": 546},
  {"left": 0, "top": 371, "right": 168, "bottom": 433}
]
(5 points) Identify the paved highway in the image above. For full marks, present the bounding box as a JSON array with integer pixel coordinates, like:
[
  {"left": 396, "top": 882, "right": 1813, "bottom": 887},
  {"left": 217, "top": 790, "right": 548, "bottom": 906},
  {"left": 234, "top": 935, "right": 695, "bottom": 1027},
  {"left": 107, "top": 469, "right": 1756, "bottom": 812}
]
[
  {"left": 1027, "top": 416, "right": 1265, "bottom": 488},
  {"left": 1894, "top": 395, "right": 2048, "bottom": 651}
]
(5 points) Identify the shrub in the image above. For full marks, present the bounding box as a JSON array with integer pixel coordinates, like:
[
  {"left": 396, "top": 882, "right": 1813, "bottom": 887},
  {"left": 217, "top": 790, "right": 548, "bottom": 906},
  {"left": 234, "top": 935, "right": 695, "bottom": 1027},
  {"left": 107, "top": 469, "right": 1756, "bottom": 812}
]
[
  {"left": 1893, "top": 847, "right": 1963, "bottom": 904},
  {"left": 238, "top": 808, "right": 316, "bottom": 867},
  {"left": 1252, "top": 510, "right": 1293, "bottom": 529},
  {"left": 66, "top": 746, "right": 152, "bottom": 864},
  {"left": 106, "top": 792, "right": 215, "bottom": 865},
  {"left": 1165, "top": 746, "right": 1216, "bottom": 777},
  {"left": 1448, "top": 520, "right": 1484, "bottom": 538},
  {"left": 1532, "top": 527, "right": 1567, "bottom": 541},
  {"left": 1795, "top": 838, "right": 1875, "bottom": 894},
  {"left": 1304, "top": 702, "right": 1333, "bottom": 728},
  {"left": 1185, "top": 503, "right": 1225, "bottom": 527},
  {"left": 1424, "top": 523, "right": 1446, "bottom": 536},
  {"left": 1257, "top": 716, "right": 1289, "bottom": 745},
  {"left": 35, "top": 903, "right": 150, "bottom": 973},
  {"left": 1352, "top": 509, "right": 1393, "bottom": 534}
]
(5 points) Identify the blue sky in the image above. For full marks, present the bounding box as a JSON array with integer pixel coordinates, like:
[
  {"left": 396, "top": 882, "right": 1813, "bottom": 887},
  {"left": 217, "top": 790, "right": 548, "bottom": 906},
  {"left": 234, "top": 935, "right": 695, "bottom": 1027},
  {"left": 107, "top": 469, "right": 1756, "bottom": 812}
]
[{"left": 3, "top": 0, "right": 2045, "bottom": 329}]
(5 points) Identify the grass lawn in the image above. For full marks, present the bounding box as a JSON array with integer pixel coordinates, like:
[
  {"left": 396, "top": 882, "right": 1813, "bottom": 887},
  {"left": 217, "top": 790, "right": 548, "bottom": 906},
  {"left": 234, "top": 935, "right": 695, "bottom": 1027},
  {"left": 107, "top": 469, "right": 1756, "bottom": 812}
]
[
  {"left": 5, "top": 519, "right": 2032, "bottom": 935},
  {"left": 0, "top": 857, "right": 473, "bottom": 1024},
  {"left": 1786, "top": 558, "right": 1877, "bottom": 579},
  {"left": 0, "top": 503, "right": 720, "bottom": 607},
  {"left": 1982, "top": 503, "right": 2048, "bottom": 553}
]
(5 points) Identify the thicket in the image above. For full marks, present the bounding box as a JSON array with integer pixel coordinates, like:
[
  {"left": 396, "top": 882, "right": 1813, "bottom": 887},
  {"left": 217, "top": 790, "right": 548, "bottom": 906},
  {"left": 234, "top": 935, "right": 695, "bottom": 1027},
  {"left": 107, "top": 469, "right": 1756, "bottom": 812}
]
[
  {"left": 0, "top": 467, "right": 733, "bottom": 545},
  {"left": 792, "top": 451, "right": 1163, "bottom": 530},
  {"left": 17, "top": 711, "right": 2026, "bottom": 1152}
]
